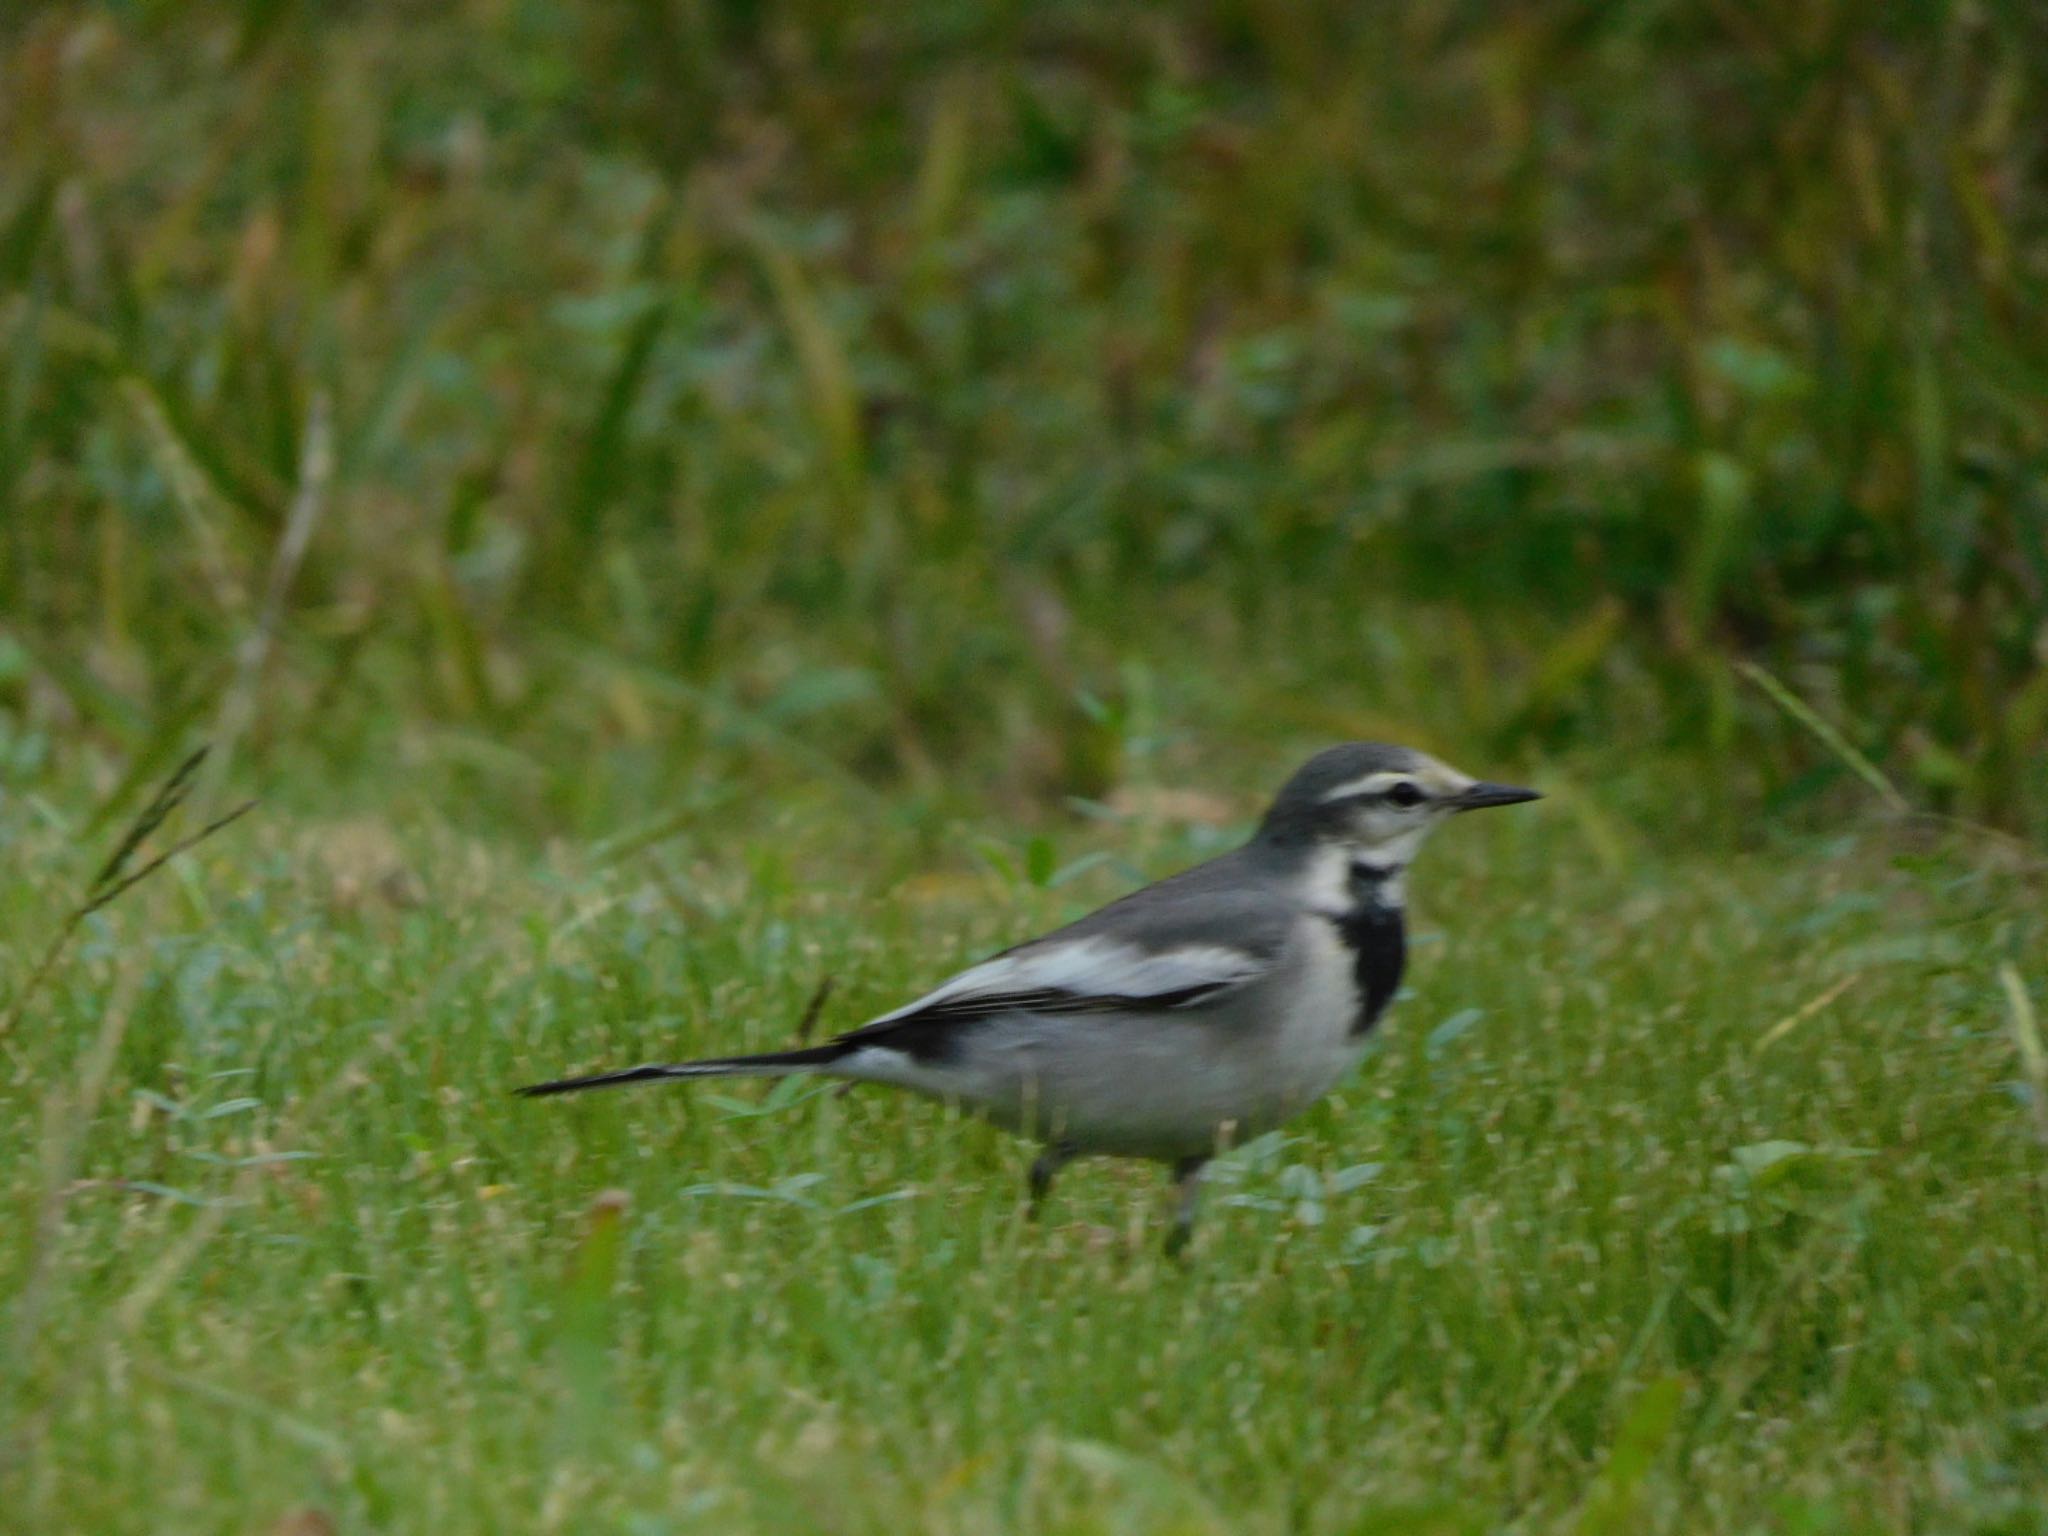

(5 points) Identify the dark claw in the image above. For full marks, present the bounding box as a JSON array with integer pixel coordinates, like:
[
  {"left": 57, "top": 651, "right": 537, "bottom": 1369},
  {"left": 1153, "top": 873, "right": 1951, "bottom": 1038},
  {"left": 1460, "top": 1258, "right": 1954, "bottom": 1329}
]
[
  {"left": 1027, "top": 1144, "right": 1073, "bottom": 1217},
  {"left": 1164, "top": 1154, "right": 1208, "bottom": 1258}
]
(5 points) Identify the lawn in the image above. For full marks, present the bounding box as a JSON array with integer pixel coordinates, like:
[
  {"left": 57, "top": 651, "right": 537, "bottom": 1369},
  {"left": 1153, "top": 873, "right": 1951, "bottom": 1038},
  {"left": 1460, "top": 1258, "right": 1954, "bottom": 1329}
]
[
  {"left": 3, "top": 758, "right": 2044, "bottom": 1534},
  {"left": 4, "top": 2, "right": 2047, "bottom": 1530}
]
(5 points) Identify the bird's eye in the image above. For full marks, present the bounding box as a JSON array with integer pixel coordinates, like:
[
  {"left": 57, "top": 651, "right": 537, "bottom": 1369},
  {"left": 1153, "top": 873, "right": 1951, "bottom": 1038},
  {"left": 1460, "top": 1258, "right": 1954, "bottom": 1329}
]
[{"left": 1384, "top": 781, "right": 1426, "bottom": 808}]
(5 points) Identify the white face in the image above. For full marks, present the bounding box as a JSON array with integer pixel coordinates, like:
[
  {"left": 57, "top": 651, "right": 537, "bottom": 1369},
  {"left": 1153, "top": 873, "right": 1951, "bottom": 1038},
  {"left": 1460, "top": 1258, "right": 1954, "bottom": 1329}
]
[{"left": 1314, "top": 756, "right": 1476, "bottom": 864}]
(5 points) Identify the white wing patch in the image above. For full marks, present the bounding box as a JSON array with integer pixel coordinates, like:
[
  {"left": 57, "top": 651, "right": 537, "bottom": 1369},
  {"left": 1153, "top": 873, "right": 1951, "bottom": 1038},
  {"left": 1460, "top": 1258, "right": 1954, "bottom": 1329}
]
[{"left": 862, "top": 938, "right": 1269, "bottom": 1027}]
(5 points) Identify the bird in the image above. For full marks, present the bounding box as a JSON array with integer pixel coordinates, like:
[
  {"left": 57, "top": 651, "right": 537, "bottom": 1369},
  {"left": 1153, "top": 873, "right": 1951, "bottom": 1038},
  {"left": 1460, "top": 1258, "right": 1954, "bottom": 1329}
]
[{"left": 518, "top": 743, "right": 1539, "bottom": 1252}]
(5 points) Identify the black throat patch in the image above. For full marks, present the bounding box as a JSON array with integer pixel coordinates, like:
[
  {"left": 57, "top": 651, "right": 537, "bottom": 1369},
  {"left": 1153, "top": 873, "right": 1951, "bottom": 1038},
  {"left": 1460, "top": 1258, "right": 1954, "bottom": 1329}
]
[{"left": 1325, "top": 861, "right": 1407, "bottom": 1035}]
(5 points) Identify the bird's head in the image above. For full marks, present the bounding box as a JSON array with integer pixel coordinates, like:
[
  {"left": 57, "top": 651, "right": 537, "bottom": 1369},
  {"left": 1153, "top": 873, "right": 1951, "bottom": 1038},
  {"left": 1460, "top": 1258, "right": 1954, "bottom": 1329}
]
[{"left": 1256, "top": 742, "right": 1540, "bottom": 875}]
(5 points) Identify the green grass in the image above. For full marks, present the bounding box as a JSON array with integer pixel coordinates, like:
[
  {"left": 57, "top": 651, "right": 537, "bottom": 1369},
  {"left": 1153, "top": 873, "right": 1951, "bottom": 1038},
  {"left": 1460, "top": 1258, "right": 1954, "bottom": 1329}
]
[
  {"left": 3, "top": 1, "right": 2045, "bottom": 835},
  {"left": 5, "top": 2, "right": 2048, "bottom": 1529},
  {"left": 4, "top": 778, "right": 2045, "bottom": 1534}
]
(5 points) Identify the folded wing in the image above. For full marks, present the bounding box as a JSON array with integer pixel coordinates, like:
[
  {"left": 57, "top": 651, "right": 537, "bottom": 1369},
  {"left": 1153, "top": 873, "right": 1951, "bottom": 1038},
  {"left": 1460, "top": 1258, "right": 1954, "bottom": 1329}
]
[
  {"left": 833, "top": 869, "right": 1291, "bottom": 1057},
  {"left": 866, "top": 936, "right": 1270, "bottom": 1023}
]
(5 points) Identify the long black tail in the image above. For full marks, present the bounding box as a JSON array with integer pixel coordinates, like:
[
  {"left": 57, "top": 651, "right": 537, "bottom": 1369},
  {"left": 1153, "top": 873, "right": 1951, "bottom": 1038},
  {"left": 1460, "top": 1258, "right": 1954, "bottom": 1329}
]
[{"left": 515, "top": 1041, "right": 852, "bottom": 1098}]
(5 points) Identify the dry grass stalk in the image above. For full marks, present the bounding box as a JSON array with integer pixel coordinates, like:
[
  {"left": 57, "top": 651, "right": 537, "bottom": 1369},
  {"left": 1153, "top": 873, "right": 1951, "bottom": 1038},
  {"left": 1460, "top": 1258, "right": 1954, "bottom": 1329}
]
[
  {"left": 199, "top": 388, "right": 335, "bottom": 811},
  {"left": 0, "top": 747, "right": 256, "bottom": 1040}
]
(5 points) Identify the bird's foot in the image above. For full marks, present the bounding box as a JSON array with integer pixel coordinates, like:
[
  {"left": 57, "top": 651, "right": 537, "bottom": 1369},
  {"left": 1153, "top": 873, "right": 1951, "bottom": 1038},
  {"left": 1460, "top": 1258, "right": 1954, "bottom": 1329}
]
[
  {"left": 1026, "top": 1144, "right": 1074, "bottom": 1219},
  {"left": 1163, "top": 1155, "right": 1209, "bottom": 1259}
]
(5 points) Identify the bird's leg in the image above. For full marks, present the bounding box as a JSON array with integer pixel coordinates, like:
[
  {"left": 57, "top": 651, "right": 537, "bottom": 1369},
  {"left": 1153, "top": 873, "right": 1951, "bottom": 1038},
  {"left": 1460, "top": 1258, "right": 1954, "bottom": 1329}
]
[
  {"left": 1164, "top": 1156, "right": 1210, "bottom": 1257},
  {"left": 1026, "top": 1143, "right": 1075, "bottom": 1217}
]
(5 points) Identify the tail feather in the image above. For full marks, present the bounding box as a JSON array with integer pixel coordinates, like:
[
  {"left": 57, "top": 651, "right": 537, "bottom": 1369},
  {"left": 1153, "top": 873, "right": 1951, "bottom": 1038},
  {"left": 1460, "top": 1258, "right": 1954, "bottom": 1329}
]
[{"left": 516, "top": 1042, "right": 851, "bottom": 1099}]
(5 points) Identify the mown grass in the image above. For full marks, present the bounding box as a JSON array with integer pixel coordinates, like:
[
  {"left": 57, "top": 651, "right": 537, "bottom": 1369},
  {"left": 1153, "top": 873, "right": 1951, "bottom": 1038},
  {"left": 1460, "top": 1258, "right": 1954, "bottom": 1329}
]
[
  {"left": 4, "top": 2, "right": 2048, "bottom": 1531},
  {"left": 3, "top": 773, "right": 2044, "bottom": 1534}
]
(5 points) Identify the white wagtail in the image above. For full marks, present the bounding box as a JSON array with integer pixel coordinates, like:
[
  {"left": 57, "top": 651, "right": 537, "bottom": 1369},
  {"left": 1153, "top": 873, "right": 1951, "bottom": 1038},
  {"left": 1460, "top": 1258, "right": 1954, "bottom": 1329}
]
[{"left": 520, "top": 743, "right": 1539, "bottom": 1250}]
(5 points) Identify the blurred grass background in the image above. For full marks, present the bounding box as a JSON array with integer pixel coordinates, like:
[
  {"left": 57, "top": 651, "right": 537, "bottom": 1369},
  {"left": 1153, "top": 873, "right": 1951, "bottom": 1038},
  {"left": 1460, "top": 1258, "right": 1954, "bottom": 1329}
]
[
  {"left": 2, "top": 0, "right": 2043, "bottom": 838},
  {"left": 6, "top": 8, "right": 2048, "bottom": 1532}
]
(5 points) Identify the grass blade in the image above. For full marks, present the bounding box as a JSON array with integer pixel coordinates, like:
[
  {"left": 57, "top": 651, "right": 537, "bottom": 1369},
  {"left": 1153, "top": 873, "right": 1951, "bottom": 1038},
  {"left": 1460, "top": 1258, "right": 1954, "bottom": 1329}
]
[
  {"left": 1999, "top": 963, "right": 2048, "bottom": 1146},
  {"left": 1735, "top": 661, "right": 1910, "bottom": 814}
]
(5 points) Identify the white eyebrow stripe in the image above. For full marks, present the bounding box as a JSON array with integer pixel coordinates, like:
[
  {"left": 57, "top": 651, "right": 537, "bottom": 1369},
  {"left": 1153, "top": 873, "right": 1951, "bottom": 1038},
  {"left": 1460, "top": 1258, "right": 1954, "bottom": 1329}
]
[{"left": 1318, "top": 770, "right": 1417, "bottom": 802}]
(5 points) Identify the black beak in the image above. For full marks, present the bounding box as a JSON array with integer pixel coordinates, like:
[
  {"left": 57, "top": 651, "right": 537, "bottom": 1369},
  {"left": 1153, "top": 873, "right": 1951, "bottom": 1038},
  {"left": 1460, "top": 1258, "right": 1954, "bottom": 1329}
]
[{"left": 1451, "top": 781, "right": 1543, "bottom": 812}]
